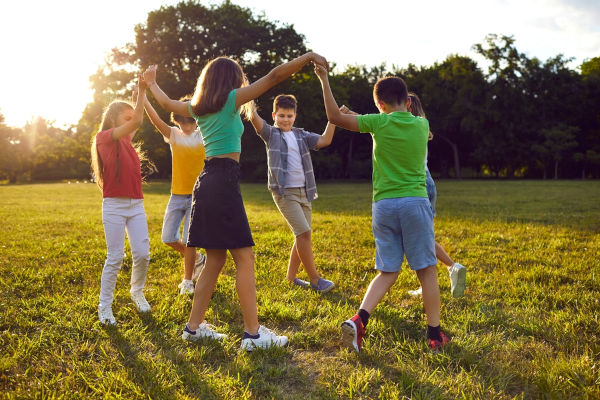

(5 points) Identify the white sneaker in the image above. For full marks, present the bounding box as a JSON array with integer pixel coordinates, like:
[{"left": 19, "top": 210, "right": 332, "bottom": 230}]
[
  {"left": 98, "top": 305, "right": 116, "bottom": 325},
  {"left": 178, "top": 279, "right": 195, "bottom": 295},
  {"left": 130, "top": 291, "right": 151, "bottom": 313},
  {"left": 240, "top": 325, "right": 288, "bottom": 351},
  {"left": 192, "top": 253, "right": 206, "bottom": 281},
  {"left": 449, "top": 263, "right": 467, "bottom": 298},
  {"left": 407, "top": 287, "right": 423, "bottom": 297},
  {"left": 182, "top": 322, "right": 227, "bottom": 341}
]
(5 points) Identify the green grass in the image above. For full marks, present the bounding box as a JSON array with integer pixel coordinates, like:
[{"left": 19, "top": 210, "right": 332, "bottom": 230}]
[{"left": 1, "top": 180, "right": 599, "bottom": 399}]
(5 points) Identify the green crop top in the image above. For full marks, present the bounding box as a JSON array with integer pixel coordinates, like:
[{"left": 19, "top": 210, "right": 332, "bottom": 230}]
[{"left": 187, "top": 89, "right": 244, "bottom": 157}]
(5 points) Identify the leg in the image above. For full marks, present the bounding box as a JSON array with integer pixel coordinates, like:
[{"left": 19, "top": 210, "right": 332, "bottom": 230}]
[
  {"left": 100, "top": 201, "right": 127, "bottom": 309},
  {"left": 229, "top": 247, "right": 259, "bottom": 335},
  {"left": 187, "top": 248, "right": 227, "bottom": 329},
  {"left": 293, "top": 230, "right": 320, "bottom": 285},
  {"left": 435, "top": 242, "right": 454, "bottom": 269},
  {"left": 416, "top": 265, "right": 441, "bottom": 327},
  {"left": 126, "top": 201, "right": 150, "bottom": 295},
  {"left": 286, "top": 241, "right": 302, "bottom": 282},
  {"left": 359, "top": 271, "right": 400, "bottom": 313},
  {"left": 183, "top": 245, "right": 196, "bottom": 280},
  {"left": 165, "top": 240, "right": 186, "bottom": 255}
]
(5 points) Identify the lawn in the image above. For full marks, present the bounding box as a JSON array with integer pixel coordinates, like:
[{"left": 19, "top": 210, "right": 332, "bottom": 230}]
[{"left": 1, "top": 180, "right": 599, "bottom": 399}]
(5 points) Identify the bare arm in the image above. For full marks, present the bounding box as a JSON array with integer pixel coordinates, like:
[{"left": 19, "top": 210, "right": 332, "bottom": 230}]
[
  {"left": 143, "top": 65, "right": 191, "bottom": 116},
  {"left": 316, "top": 122, "right": 336, "bottom": 149},
  {"left": 248, "top": 101, "right": 264, "bottom": 133},
  {"left": 235, "top": 52, "right": 328, "bottom": 109},
  {"left": 111, "top": 75, "right": 146, "bottom": 141},
  {"left": 144, "top": 98, "right": 171, "bottom": 139},
  {"left": 314, "top": 65, "right": 360, "bottom": 132}
]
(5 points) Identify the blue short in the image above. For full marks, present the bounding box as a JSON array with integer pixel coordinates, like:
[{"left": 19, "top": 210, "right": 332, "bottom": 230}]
[
  {"left": 372, "top": 197, "right": 436, "bottom": 272},
  {"left": 161, "top": 194, "right": 193, "bottom": 244},
  {"left": 425, "top": 169, "right": 437, "bottom": 217}
]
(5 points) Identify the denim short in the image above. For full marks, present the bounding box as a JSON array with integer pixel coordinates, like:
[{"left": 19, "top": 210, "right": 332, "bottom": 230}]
[
  {"left": 372, "top": 197, "right": 436, "bottom": 272},
  {"left": 161, "top": 194, "right": 193, "bottom": 244},
  {"left": 425, "top": 169, "right": 437, "bottom": 217}
]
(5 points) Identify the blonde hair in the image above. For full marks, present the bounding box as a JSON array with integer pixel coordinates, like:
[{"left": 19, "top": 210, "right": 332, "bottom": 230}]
[
  {"left": 91, "top": 100, "right": 155, "bottom": 190},
  {"left": 408, "top": 92, "right": 433, "bottom": 140},
  {"left": 190, "top": 57, "right": 252, "bottom": 120}
]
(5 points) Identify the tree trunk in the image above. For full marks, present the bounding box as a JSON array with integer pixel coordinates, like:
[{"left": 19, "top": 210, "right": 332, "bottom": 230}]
[
  {"left": 582, "top": 167, "right": 586, "bottom": 180},
  {"left": 554, "top": 160, "right": 559, "bottom": 179},
  {"left": 346, "top": 135, "right": 354, "bottom": 178},
  {"left": 436, "top": 133, "right": 461, "bottom": 179}
]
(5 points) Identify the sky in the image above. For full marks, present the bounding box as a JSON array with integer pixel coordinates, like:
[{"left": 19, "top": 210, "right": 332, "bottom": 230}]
[{"left": 0, "top": 0, "right": 598, "bottom": 128}]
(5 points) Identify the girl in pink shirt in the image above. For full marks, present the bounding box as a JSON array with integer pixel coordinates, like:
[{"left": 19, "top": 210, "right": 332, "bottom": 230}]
[{"left": 91, "top": 77, "right": 152, "bottom": 325}]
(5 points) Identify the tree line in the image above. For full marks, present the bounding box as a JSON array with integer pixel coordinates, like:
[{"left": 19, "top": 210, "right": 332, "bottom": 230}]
[{"left": 1, "top": 0, "right": 599, "bottom": 183}]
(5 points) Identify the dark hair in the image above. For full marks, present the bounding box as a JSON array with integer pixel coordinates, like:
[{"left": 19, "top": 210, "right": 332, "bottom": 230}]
[
  {"left": 373, "top": 76, "right": 408, "bottom": 107},
  {"left": 273, "top": 94, "right": 297, "bottom": 112},
  {"left": 407, "top": 92, "right": 433, "bottom": 140},
  {"left": 191, "top": 57, "right": 251, "bottom": 119},
  {"left": 171, "top": 95, "right": 196, "bottom": 125}
]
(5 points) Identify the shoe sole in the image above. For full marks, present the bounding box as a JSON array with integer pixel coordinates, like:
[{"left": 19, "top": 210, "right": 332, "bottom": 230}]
[
  {"left": 451, "top": 267, "right": 467, "bottom": 298},
  {"left": 313, "top": 283, "right": 335, "bottom": 293},
  {"left": 340, "top": 321, "right": 359, "bottom": 352}
]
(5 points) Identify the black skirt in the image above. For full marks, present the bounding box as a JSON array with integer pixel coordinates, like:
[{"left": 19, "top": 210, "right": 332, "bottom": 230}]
[{"left": 186, "top": 157, "right": 255, "bottom": 249}]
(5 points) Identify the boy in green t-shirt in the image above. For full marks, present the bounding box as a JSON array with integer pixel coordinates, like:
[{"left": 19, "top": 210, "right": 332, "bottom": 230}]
[{"left": 314, "top": 65, "right": 449, "bottom": 352}]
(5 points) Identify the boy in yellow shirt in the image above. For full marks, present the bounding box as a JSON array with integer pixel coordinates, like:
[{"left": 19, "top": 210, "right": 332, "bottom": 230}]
[{"left": 144, "top": 97, "right": 207, "bottom": 294}]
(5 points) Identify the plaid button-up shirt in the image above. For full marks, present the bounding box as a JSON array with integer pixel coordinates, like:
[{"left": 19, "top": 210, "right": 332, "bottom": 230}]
[{"left": 257, "top": 120, "right": 320, "bottom": 202}]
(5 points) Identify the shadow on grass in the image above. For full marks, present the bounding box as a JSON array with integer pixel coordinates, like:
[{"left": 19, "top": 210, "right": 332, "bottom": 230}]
[{"left": 106, "top": 317, "right": 219, "bottom": 399}]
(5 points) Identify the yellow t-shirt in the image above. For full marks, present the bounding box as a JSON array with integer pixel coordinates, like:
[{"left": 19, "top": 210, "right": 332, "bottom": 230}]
[{"left": 166, "top": 127, "right": 205, "bottom": 194}]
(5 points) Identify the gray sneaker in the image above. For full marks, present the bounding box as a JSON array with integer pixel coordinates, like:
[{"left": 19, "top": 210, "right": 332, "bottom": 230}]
[
  {"left": 98, "top": 305, "right": 117, "bottom": 325},
  {"left": 292, "top": 278, "right": 310, "bottom": 288},
  {"left": 449, "top": 263, "right": 466, "bottom": 297},
  {"left": 182, "top": 322, "right": 227, "bottom": 341},
  {"left": 310, "top": 278, "right": 335, "bottom": 293}
]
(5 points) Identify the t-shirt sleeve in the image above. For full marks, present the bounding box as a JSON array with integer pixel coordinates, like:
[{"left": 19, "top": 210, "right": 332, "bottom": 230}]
[
  {"left": 300, "top": 130, "right": 321, "bottom": 151},
  {"left": 96, "top": 128, "right": 115, "bottom": 145},
  {"left": 187, "top": 102, "right": 199, "bottom": 121},
  {"left": 164, "top": 126, "right": 179, "bottom": 144},
  {"left": 225, "top": 89, "right": 238, "bottom": 115},
  {"left": 357, "top": 114, "right": 381, "bottom": 134}
]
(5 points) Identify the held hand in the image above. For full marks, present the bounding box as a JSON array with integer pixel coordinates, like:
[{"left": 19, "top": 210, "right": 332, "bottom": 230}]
[
  {"left": 340, "top": 105, "right": 358, "bottom": 115},
  {"left": 137, "top": 73, "right": 148, "bottom": 91},
  {"left": 132, "top": 84, "right": 139, "bottom": 103},
  {"left": 310, "top": 52, "right": 329, "bottom": 72},
  {"left": 143, "top": 65, "right": 157, "bottom": 85},
  {"left": 313, "top": 64, "right": 328, "bottom": 80}
]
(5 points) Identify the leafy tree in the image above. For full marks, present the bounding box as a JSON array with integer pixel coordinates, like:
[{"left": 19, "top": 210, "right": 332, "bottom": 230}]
[{"left": 532, "top": 124, "right": 579, "bottom": 179}]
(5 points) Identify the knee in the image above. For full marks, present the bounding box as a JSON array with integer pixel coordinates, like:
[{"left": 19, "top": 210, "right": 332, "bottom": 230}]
[
  {"left": 296, "top": 230, "right": 311, "bottom": 241},
  {"left": 378, "top": 270, "right": 399, "bottom": 282}
]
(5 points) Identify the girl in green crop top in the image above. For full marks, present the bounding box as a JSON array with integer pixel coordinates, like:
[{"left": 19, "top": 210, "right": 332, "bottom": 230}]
[{"left": 142, "top": 53, "right": 328, "bottom": 350}]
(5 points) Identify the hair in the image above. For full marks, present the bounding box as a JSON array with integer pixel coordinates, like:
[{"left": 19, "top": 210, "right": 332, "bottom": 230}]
[
  {"left": 273, "top": 94, "right": 297, "bottom": 112},
  {"left": 190, "top": 57, "right": 252, "bottom": 120},
  {"left": 91, "top": 100, "right": 156, "bottom": 190},
  {"left": 170, "top": 95, "right": 196, "bottom": 125},
  {"left": 373, "top": 76, "right": 408, "bottom": 107},
  {"left": 407, "top": 92, "right": 434, "bottom": 140}
]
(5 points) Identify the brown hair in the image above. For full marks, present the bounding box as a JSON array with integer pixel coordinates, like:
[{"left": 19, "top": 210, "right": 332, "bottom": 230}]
[
  {"left": 373, "top": 76, "right": 408, "bottom": 107},
  {"left": 273, "top": 94, "right": 297, "bottom": 112},
  {"left": 171, "top": 95, "right": 196, "bottom": 125},
  {"left": 408, "top": 92, "right": 434, "bottom": 140},
  {"left": 190, "top": 57, "right": 252, "bottom": 120}
]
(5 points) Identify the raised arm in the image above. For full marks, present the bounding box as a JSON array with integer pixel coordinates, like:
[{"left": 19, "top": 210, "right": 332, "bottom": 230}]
[
  {"left": 248, "top": 101, "right": 264, "bottom": 133},
  {"left": 314, "top": 65, "right": 360, "bottom": 132},
  {"left": 143, "top": 65, "right": 191, "bottom": 116},
  {"left": 143, "top": 97, "right": 171, "bottom": 139},
  {"left": 111, "top": 75, "right": 146, "bottom": 141},
  {"left": 235, "top": 52, "right": 328, "bottom": 109},
  {"left": 316, "top": 122, "right": 336, "bottom": 149}
]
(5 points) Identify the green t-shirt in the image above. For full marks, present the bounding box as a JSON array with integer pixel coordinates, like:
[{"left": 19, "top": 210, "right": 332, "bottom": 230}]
[
  {"left": 357, "top": 111, "right": 429, "bottom": 202},
  {"left": 188, "top": 89, "right": 244, "bottom": 157}
]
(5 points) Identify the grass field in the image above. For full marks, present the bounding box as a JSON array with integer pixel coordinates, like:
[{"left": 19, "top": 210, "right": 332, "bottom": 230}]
[{"left": 1, "top": 180, "right": 599, "bottom": 399}]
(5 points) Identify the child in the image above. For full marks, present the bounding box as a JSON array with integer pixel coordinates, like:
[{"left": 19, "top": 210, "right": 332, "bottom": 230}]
[
  {"left": 405, "top": 92, "right": 466, "bottom": 298},
  {"left": 143, "top": 95, "right": 207, "bottom": 295},
  {"left": 143, "top": 51, "right": 328, "bottom": 350},
  {"left": 314, "top": 65, "right": 450, "bottom": 352},
  {"left": 91, "top": 76, "right": 151, "bottom": 325},
  {"left": 249, "top": 94, "right": 336, "bottom": 292}
]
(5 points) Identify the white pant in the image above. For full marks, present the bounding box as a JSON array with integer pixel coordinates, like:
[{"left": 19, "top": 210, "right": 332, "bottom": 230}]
[{"left": 99, "top": 198, "right": 150, "bottom": 308}]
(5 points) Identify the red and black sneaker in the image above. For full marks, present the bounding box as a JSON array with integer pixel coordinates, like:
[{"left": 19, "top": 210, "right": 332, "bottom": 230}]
[
  {"left": 428, "top": 331, "right": 451, "bottom": 352},
  {"left": 341, "top": 314, "right": 365, "bottom": 353}
]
